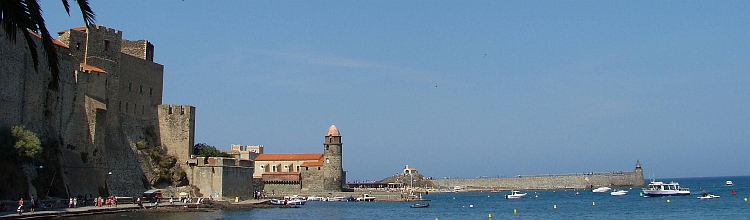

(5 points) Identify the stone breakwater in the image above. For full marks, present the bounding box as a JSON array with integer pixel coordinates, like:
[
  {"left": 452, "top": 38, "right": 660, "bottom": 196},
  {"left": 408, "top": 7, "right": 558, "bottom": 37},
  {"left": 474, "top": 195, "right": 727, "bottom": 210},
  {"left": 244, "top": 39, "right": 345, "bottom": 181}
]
[{"left": 432, "top": 170, "right": 645, "bottom": 190}]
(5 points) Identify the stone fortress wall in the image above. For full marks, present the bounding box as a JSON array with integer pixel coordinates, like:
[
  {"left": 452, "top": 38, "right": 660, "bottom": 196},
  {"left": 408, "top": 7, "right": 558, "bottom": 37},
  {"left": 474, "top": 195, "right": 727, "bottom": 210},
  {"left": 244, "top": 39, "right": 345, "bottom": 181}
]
[
  {"left": 187, "top": 157, "right": 253, "bottom": 200},
  {"left": 0, "top": 25, "right": 195, "bottom": 198},
  {"left": 432, "top": 167, "right": 645, "bottom": 190}
]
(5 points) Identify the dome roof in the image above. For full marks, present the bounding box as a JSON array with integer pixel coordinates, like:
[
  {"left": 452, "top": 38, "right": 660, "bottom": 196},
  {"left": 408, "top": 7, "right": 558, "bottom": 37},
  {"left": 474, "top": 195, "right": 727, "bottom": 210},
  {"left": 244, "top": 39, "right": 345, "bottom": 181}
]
[{"left": 326, "top": 124, "right": 340, "bottom": 136}]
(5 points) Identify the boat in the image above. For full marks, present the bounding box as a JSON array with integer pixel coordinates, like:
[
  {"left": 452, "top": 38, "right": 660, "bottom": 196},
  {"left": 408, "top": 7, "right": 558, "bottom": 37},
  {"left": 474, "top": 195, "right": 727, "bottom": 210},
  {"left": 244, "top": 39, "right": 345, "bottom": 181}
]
[
  {"left": 410, "top": 203, "right": 430, "bottom": 208},
  {"left": 286, "top": 199, "right": 306, "bottom": 205},
  {"left": 726, "top": 180, "right": 733, "bottom": 186},
  {"left": 306, "top": 196, "right": 324, "bottom": 201},
  {"left": 592, "top": 187, "right": 611, "bottom": 193},
  {"left": 641, "top": 181, "right": 690, "bottom": 197},
  {"left": 356, "top": 194, "right": 376, "bottom": 202},
  {"left": 698, "top": 194, "right": 720, "bottom": 200},
  {"left": 610, "top": 189, "right": 628, "bottom": 196},
  {"left": 505, "top": 190, "right": 527, "bottom": 199},
  {"left": 269, "top": 199, "right": 286, "bottom": 205}
]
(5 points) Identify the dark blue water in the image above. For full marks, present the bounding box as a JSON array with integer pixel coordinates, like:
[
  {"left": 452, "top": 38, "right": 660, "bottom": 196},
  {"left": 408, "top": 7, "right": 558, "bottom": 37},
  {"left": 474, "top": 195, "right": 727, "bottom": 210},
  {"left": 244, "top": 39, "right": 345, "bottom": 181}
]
[{"left": 74, "top": 176, "right": 750, "bottom": 219}]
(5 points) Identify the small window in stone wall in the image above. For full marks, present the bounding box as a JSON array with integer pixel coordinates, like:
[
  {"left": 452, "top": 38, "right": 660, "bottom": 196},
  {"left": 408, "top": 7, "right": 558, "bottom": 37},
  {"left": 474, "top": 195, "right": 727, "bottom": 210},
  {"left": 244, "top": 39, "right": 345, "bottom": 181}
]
[
  {"left": 104, "top": 40, "right": 110, "bottom": 52},
  {"left": 318, "top": 167, "right": 320, "bottom": 170},
  {"left": 297, "top": 166, "right": 300, "bottom": 171},
  {"left": 125, "top": 103, "right": 129, "bottom": 113},
  {"left": 149, "top": 87, "right": 153, "bottom": 96},
  {"left": 129, "top": 82, "right": 132, "bottom": 92},
  {"left": 139, "top": 85, "right": 143, "bottom": 94},
  {"left": 306, "top": 167, "right": 309, "bottom": 171},
  {"left": 118, "top": 101, "right": 122, "bottom": 112}
]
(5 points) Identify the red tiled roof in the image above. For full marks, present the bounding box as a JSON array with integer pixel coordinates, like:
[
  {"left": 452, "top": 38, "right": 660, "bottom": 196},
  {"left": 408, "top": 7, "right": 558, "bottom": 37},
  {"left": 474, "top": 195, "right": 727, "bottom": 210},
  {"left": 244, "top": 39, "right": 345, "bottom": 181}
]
[
  {"left": 301, "top": 158, "right": 324, "bottom": 167},
  {"left": 71, "top": 26, "right": 87, "bottom": 32},
  {"left": 255, "top": 153, "right": 322, "bottom": 161},
  {"left": 80, "top": 64, "right": 106, "bottom": 73},
  {"left": 28, "top": 31, "right": 69, "bottom": 48}
]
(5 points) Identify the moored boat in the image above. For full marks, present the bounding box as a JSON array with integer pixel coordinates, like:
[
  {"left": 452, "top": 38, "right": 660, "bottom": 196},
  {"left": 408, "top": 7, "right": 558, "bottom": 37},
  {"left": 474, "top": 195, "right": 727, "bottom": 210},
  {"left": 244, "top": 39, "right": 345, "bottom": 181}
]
[
  {"left": 505, "top": 190, "right": 527, "bottom": 199},
  {"left": 610, "top": 189, "right": 628, "bottom": 196},
  {"left": 592, "top": 187, "right": 611, "bottom": 193},
  {"left": 642, "top": 181, "right": 690, "bottom": 197},
  {"left": 356, "top": 194, "right": 376, "bottom": 202},
  {"left": 287, "top": 199, "right": 306, "bottom": 205},
  {"left": 726, "top": 180, "right": 733, "bottom": 186},
  {"left": 410, "top": 203, "right": 430, "bottom": 208},
  {"left": 269, "top": 199, "right": 285, "bottom": 205}
]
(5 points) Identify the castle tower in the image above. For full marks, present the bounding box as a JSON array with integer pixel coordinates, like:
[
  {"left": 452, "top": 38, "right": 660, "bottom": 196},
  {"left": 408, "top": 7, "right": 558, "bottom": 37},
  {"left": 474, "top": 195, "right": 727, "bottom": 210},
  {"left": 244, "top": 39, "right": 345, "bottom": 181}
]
[
  {"left": 157, "top": 104, "right": 196, "bottom": 164},
  {"left": 322, "top": 124, "right": 344, "bottom": 191}
]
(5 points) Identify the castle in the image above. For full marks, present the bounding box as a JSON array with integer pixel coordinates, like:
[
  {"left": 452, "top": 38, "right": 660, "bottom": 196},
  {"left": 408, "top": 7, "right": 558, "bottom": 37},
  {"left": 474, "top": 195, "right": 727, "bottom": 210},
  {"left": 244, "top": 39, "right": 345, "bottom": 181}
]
[{"left": 0, "top": 25, "right": 198, "bottom": 198}]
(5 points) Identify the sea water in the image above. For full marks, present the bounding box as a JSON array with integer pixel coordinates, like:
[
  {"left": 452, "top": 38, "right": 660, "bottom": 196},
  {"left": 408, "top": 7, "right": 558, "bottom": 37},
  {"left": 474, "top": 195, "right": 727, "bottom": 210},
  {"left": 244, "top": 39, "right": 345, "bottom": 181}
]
[{"left": 72, "top": 176, "right": 750, "bottom": 220}]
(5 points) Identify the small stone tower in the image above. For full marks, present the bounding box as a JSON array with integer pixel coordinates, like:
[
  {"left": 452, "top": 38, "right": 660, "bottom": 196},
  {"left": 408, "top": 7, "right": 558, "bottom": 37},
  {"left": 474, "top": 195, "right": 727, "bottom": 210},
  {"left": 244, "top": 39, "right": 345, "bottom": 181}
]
[{"left": 322, "top": 124, "right": 344, "bottom": 191}]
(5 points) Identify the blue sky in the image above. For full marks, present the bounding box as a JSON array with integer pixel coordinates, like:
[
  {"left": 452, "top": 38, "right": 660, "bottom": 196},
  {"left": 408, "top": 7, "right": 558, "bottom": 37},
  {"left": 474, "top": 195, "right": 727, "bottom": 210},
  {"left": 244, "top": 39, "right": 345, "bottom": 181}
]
[{"left": 41, "top": 0, "right": 749, "bottom": 180}]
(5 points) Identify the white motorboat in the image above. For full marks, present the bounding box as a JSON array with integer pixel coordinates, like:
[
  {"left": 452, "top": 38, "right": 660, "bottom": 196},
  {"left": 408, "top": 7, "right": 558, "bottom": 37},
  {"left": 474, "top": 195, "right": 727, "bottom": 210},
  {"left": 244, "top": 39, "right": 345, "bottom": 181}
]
[
  {"left": 726, "top": 181, "right": 733, "bottom": 186},
  {"left": 642, "top": 181, "right": 690, "bottom": 197},
  {"left": 610, "top": 189, "right": 628, "bottom": 196},
  {"left": 505, "top": 191, "right": 527, "bottom": 199},
  {"left": 269, "top": 199, "right": 285, "bottom": 205},
  {"left": 287, "top": 199, "right": 306, "bottom": 205},
  {"left": 306, "top": 196, "right": 324, "bottom": 201},
  {"left": 592, "top": 187, "right": 611, "bottom": 193},
  {"left": 356, "top": 194, "right": 376, "bottom": 202},
  {"left": 698, "top": 194, "right": 720, "bottom": 200}
]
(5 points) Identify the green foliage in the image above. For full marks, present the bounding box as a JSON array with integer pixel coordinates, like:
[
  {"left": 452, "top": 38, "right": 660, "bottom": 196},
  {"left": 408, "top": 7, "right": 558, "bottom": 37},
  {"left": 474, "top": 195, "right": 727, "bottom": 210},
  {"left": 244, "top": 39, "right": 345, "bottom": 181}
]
[
  {"left": 11, "top": 126, "right": 41, "bottom": 161},
  {"left": 193, "top": 143, "right": 231, "bottom": 157},
  {"left": 136, "top": 140, "right": 147, "bottom": 149},
  {"left": 142, "top": 145, "right": 181, "bottom": 185}
]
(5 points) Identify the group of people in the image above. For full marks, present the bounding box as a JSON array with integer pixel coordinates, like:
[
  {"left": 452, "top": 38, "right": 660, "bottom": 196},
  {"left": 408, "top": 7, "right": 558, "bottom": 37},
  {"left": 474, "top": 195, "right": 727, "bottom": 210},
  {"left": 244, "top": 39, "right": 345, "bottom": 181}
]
[{"left": 92, "top": 196, "right": 118, "bottom": 207}]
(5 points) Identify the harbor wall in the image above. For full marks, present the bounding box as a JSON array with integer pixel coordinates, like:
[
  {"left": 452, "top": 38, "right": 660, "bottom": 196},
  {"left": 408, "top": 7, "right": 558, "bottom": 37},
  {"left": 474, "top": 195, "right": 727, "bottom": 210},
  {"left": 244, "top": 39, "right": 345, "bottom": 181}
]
[{"left": 432, "top": 169, "right": 645, "bottom": 190}]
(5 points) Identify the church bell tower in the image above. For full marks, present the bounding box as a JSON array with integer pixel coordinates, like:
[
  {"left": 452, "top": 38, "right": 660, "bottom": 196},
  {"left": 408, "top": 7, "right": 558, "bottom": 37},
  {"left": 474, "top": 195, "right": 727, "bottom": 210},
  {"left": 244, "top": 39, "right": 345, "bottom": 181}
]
[{"left": 323, "top": 124, "right": 344, "bottom": 191}]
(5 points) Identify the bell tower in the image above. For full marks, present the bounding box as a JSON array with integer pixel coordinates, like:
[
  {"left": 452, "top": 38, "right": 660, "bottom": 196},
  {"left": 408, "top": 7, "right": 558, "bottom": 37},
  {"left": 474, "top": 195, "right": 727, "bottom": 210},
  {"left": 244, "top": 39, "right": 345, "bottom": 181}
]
[{"left": 323, "top": 124, "right": 344, "bottom": 191}]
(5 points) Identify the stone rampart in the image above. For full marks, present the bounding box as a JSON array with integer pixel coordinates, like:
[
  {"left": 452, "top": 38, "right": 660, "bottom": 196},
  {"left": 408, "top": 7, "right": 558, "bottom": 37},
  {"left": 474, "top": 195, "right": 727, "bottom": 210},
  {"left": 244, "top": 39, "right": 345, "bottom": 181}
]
[
  {"left": 188, "top": 165, "right": 253, "bottom": 200},
  {"left": 432, "top": 170, "right": 644, "bottom": 190}
]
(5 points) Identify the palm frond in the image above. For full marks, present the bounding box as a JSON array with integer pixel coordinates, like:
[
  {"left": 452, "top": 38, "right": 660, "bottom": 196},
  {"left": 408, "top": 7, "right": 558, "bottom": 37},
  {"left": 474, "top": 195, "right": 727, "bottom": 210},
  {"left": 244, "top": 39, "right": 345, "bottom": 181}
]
[
  {"left": 74, "top": 0, "right": 95, "bottom": 25},
  {"left": 25, "top": 0, "right": 60, "bottom": 89}
]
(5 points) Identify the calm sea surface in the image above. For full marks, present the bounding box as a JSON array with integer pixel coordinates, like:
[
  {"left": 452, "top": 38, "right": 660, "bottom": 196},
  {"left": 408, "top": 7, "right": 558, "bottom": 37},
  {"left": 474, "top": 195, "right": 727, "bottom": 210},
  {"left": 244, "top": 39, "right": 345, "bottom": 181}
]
[{"left": 72, "top": 176, "right": 750, "bottom": 220}]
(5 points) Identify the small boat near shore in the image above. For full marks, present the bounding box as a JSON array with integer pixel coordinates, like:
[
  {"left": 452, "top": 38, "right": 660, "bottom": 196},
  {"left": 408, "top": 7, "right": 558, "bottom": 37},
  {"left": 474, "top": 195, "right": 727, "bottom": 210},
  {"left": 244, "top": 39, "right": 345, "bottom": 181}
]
[
  {"left": 505, "top": 191, "right": 527, "bottom": 199},
  {"left": 642, "top": 181, "right": 690, "bottom": 197},
  {"left": 610, "top": 189, "right": 628, "bottom": 196},
  {"left": 356, "top": 194, "right": 376, "bottom": 202},
  {"left": 410, "top": 203, "right": 430, "bottom": 208},
  {"left": 592, "top": 187, "right": 611, "bottom": 193},
  {"left": 726, "top": 180, "right": 733, "bottom": 186}
]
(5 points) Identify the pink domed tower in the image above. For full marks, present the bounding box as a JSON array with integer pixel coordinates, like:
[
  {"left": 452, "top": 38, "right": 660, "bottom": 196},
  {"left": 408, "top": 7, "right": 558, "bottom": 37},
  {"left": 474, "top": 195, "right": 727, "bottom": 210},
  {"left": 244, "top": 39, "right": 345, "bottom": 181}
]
[{"left": 322, "top": 124, "right": 344, "bottom": 191}]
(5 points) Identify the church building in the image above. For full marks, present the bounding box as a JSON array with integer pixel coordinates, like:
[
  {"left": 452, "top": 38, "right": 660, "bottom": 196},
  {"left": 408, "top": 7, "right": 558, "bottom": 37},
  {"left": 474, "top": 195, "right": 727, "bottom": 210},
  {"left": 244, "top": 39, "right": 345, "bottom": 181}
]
[{"left": 254, "top": 125, "right": 348, "bottom": 193}]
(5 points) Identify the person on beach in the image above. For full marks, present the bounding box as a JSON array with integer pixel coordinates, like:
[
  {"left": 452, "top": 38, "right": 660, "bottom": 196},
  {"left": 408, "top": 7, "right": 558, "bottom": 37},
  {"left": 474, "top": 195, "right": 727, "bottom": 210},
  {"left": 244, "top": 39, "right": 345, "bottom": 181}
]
[
  {"left": 29, "top": 196, "right": 34, "bottom": 213},
  {"left": 137, "top": 197, "right": 143, "bottom": 209},
  {"left": 73, "top": 197, "right": 77, "bottom": 208},
  {"left": 17, "top": 198, "right": 23, "bottom": 215},
  {"left": 69, "top": 197, "right": 73, "bottom": 208},
  {"left": 170, "top": 196, "right": 174, "bottom": 204}
]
